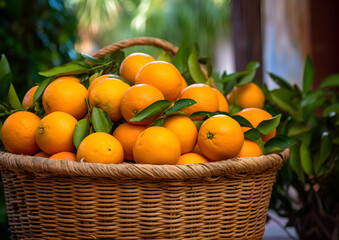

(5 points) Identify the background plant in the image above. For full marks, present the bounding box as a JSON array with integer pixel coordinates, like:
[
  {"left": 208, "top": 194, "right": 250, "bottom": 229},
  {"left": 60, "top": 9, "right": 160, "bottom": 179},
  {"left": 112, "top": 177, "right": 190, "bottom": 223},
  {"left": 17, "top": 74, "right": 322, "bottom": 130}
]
[{"left": 265, "top": 57, "right": 339, "bottom": 240}]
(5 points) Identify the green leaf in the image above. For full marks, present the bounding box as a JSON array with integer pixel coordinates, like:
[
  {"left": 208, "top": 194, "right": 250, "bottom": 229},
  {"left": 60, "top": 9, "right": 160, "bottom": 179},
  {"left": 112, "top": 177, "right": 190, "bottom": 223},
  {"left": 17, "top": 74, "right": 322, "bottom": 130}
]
[
  {"left": 39, "top": 61, "right": 90, "bottom": 77},
  {"left": 163, "top": 99, "right": 196, "bottom": 116},
  {"left": 193, "top": 120, "right": 204, "bottom": 131},
  {"left": 221, "top": 71, "right": 250, "bottom": 83},
  {"left": 268, "top": 73, "right": 293, "bottom": 90},
  {"left": 301, "top": 90, "right": 324, "bottom": 108},
  {"left": 151, "top": 117, "right": 164, "bottom": 126},
  {"left": 33, "top": 78, "right": 53, "bottom": 102},
  {"left": 320, "top": 74, "right": 339, "bottom": 88},
  {"left": 299, "top": 142, "right": 314, "bottom": 176},
  {"left": 231, "top": 115, "right": 253, "bottom": 128},
  {"left": 237, "top": 70, "right": 255, "bottom": 86},
  {"left": 324, "top": 103, "right": 339, "bottom": 116},
  {"left": 73, "top": 118, "right": 90, "bottom": 149},
  {"left": 302, "top": 56, "right": 314, "bottom": 95},
  {"left": 80, "top": 53, "right": 104, "bottom": 65},
  {"left": 246, "top": 61, "right": 260, "bottom": 71},
  {"left": 264, "top": 135, "right": 296, "bottom": 154},
  {"left": 107, "top": 50, "right": 125, "bottom": 66},
  {"left": 314, "top": 132, "right": 332, "bottom": 176},
  {"left": 0, "top": 54, "right": 12, "bottom": 101},
  {"left": 188, "top": 44, "right": 207, "bottom": 83},
  {"left": 256, "top": 114, "right": 281, "bottom": 135},
  {"left": 287, "top": 121, "right": 311, "bottom": 136},
  {"left": 91, "top": 107, "right": 113, "bottom": 133},
  {"left": 189, "top": 111, "right": 212, "bottom": 119},
  {"left": 129, "top": 100, "right": 171, "bottom": 122},
  {"left": 157, "top": 51, "right": 172, "bottom": 63},
  {"left": 269, "top": 88, "right": 298, "bottom": 115},
  {"left": 289, "top": 143, "right": 304, "bottom": 182},
  {"left": 244, "top": 128, "right": 261, "bottom": 141},
  {"left": 174, "top": 43, "right": 190, "bottom": 73},
  {"left": 0, "top": 120, "right": 3, "bottom": 141},
  {"left": 7, "top": 84, "right": 22, "bottom": 109}
]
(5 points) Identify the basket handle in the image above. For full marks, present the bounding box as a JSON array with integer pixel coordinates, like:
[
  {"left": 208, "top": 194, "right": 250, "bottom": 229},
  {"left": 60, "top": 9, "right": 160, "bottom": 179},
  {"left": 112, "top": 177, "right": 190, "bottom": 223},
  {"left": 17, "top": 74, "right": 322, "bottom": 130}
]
[{"left": 91, "top": 37, "right": 179, "bottom": 59}]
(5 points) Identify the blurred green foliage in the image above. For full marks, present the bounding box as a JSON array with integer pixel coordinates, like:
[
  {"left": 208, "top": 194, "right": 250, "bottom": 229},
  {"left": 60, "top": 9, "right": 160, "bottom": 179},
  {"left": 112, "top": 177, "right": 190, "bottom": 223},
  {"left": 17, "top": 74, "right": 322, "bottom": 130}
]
[{"left": 0, "top": 0, "right": 78, "bottom": 99}]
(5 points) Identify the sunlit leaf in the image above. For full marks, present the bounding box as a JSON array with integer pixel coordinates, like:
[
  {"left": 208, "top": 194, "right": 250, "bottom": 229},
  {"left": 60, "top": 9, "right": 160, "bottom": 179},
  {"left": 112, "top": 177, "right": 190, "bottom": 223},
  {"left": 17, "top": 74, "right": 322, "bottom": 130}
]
[
  {"left": 246, "top": 61, "right": 260, "bottom": 71},
  {"left": 188, "top": 44, "right": 207, "bottom": 83},
  {"left": 33, "top": 78, "right": 53, "bottom": 102},
  {"left": 237, "top": 70, "right": 255, "bottom": 86},
  {"left": 174, "top": 43, "right": 190, "bottom": 73},
  {"left": 129, "top": 100, "right": 171, "bottom": 122},
  {"left": 8, "top": 84, "right": 22, "bottom": 109},
  {"left": 73, "top": 118, "right": 90, "bottom": 149},
  {"left": 39, "top": 61, "right": 90, "bottom": 77},
  {"left": 91, "top": 107, "right": 113, "bottom": 133},
  {"left": 163, "top": 99, "right": 196, "bottom": 116},
  {"left": 256, "top": 114, "right": 281, "bottom": 135}
]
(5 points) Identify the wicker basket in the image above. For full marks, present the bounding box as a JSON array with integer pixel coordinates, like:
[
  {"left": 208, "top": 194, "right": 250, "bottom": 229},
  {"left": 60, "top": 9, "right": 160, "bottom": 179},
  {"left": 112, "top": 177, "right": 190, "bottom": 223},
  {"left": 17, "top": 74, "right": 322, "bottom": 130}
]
[{"left": 0, "top": 37, "right": 290, "bottom": 240}]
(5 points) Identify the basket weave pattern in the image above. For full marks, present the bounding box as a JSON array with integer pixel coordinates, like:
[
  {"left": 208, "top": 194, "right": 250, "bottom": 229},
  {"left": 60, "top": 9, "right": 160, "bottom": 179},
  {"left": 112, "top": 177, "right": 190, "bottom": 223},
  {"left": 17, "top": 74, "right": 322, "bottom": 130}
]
[
  {"left": 0, "top": 37, "right": 289, "bottom": 239},
  {"left": 0, "top": 149, "right": 289, "bottom": 240}
]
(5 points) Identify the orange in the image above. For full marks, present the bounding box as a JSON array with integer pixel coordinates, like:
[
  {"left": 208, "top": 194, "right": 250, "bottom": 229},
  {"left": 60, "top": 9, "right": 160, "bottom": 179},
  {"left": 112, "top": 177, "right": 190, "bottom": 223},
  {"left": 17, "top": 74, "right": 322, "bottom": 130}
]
[
  {"left": 112, "top": 123, "right": 147, "bottom": 161},
  {"left": 22, "top": 85, "right": 38, "bottom": 108},
  {"left": 77, "top": 132, "right": 124, "bottom": 164},
  {"left": 119, "top": 52, "right": 155, "bottom": 84},
  {"left": 49, "top": 152, "right": 76, "bottom": 161},
  {"left": 42, "top": 80, "right": 88, "bottom": 120},
  {"left": 135, "top": 61, "right": 182, "bottom": 102},
  {"left": 133, "top": 126, "right": 181, "bottom": 165},
  {"left": 163, "top": 114, "right": 197, "bottom": 154},
  {"left": 35, "top": 111, "right": 77, "bottom": 155},
  {"left": 34, "top": 151, "right": 50, "bottom": 158},
  {"left": 181, "top": 76, "right": 188, "bottom": 91},
  {"left": 236, "top": 108, "right": 276, "bottom": 142},
  {"left": 227, "top": 83, "right": 265, "bottom": 109},
  {"left": 177, "top": 153, "right": 208, "bottom": 165},
  {"left": 120, "top": 84, "right": 165, "bottom": 125},
  {"left": 88, "top": 74, "right": 114, "bottom": 95},
  {"left": 213, "top": 88, "right": 229, "bottom": 112},
  {"left": 1, "top": 111, "right": 41, "bottom": 155},
  {"left": 89, "top": 78, "right": 130, "bottom": 121},
  {"left": 177, "top": 83, "right": 219, "bottom": 119},
  {"left": 198, "top": 114, "right": 244, "bottom": 161},
  {"left": 236, "top": 139, "right": 262, "bottom": 158},
  {"left": 54, "top": 76, "right": 80, "bottom": 83}
]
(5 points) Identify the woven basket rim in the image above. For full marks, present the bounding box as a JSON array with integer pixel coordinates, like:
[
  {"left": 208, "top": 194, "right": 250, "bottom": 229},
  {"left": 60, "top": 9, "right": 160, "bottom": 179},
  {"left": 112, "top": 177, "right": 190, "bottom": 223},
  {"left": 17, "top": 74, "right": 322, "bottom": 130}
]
[{"left": 0, "top": 149, "right": 289, "bottom": 180}]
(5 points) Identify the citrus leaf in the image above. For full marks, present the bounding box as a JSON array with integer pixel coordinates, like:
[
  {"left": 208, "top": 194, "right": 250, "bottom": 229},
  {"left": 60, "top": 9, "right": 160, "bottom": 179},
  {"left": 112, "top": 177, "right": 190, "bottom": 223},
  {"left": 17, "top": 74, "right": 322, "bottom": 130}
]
[
  {"left": 163, "top": 99, "right": 196, "bottom": 116},
  {"left": 314, "top": 132, "right": 332, "bottom": 176},
  {"left": 129, "top": 100, "right": 171, "bottom": 122},
  {"left": 158, "top": 51, "right": 172, "bottom": 63},
  {"left": 301, "top": 90, "right": 324, "bottom": 108},
  {"left": 287, "top": 121, "right": 311, "bottom": 136},
  {"left": 0, "top": 54, "right": 12, "bottom": 101},
  {"left": 244, "top": 128, "right": 261, "bottom": 141},
  {"left": 269, "top": 88, "right": 299, "bottom": 115},
  {"left": 231, "top": 115, "right": 253, "bottom": 128},
  {"left": 264, "top": 135, "right": 296, "bottom": 154},
  {"left": 174, "top": 43, "right": 190, "bottom": 73},
  {"left": 268, "top": 72, "right": 293, "bottom": 90},
  {"left": 256, "top": 114, "right": 281, "bottom": 135},
  {"left": 151, "top": 117, "right": 164, "bottom": 126},
  {"left": 299, "top": 142, "right": 314, "bottom": 176},
  {"left": 189, "top": 111, "right": 212, "bottom": 119},
  {"left": 33, "top": 78, "right": 53, "bottom": 102},
  {"left": 324, "top": 103, "right": 339, "bottom": 116},
  {"left": 289, "top": 143, "right": 305, "bottom": 182},
  {"left": 80, "top": 53, "right": 104, "bottom": 65},
  {"left": 302, "top": 56, "right": 314, "bottom": 95},
  {"left": 91, "top": 107, "right": 113, "bottom": 133},
  {"left": 39, "top": 61, "right": 90, "bottom": 77},
  {"left": 221, "top": 71, "right": 250, "bottom": 83},
  {"left": 188, "top": 44, "right": 207, "bottom": 83},
  {"left": 73, "top": 118, "right": 90, "bottom": 149},
  {"left": 8, "top": 84, "right": 22, "bottom": 109},
  {"left": 320, "top": 73, "right": 339, "bottom": 88},
  {"left": 246, "top": 61, "right": 260, "bottom": 71},
  {"left": 193, "top": 120, "right": 204, "bottom": 131},
  {"left": 237, "top": 70, "right": 255, "bottom": 86}
]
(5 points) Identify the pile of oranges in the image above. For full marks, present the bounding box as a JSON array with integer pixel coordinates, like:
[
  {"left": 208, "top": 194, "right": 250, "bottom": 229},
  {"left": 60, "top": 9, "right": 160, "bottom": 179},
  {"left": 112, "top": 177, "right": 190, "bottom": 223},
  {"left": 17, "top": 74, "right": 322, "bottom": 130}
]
[{"left": 1, "top": 52, "right": 276, "bottom": 165}]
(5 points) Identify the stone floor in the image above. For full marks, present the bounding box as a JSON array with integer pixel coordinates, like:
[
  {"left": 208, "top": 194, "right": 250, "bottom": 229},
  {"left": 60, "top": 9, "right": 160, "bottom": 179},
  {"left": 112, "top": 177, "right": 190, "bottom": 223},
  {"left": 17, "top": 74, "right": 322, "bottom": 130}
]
[{"left": 263, "top": 210, "right": 298, "bottom": 240}]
